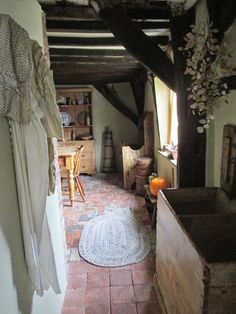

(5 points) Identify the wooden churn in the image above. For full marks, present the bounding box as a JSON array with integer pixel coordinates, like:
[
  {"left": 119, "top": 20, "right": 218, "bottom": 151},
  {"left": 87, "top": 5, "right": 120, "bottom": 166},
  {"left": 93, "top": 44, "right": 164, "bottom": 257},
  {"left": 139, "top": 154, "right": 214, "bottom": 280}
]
[{"left": 102, "top": 126, "right": 116, "bottom": 173}]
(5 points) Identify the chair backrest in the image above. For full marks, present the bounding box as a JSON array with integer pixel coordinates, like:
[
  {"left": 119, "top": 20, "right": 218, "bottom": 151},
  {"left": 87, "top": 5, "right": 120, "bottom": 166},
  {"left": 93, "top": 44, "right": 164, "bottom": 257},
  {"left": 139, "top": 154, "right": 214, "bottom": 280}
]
[{"left": 73, "top": 145, "right": 84, "bottom": 177}]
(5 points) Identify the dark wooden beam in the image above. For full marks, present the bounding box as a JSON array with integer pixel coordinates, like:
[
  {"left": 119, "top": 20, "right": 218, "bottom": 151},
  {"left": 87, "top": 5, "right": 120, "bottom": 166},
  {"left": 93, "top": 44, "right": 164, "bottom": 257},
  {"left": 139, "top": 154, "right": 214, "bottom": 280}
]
[
  {"left": 53, "top": 67, "right": 141, "bottom": 85},
  {"left": 220, "top": 75, "right": 236, "bottom": 91},
  {"left": 51, "top": 62, "right": 140, "bottom": 71},
  {"left": 41, "top": 4, "right": 98, "bottom": 20},
  {"left": 207, "top": 0, "right": 236, "bottom": 35},
  {"left": 46, "top": 19, "right": 170, "bottom": 32},
  {"left": 42, "top": 4, "right": 169, "bottom": 21},
  {"left": 99, "top": 5, "right": 176, "bottom": 91},
  {"left": 171, "top": 10, "right": 206, "bottom": 187},
  {"left": 127, "top": 7, "right": 169, "bottom": 20},
  {"left": 94, "top": 84, "right": 138, "bottom": 125},
  {"left": 130, "top": 70, "right": 147, "bottom": 116},
  {"left": 48, "top": 35, "right": 169, "bottom": 46},
  {"left": 49, "top": 48, "right": 131, "bottom": 57},
  {"left": 54, "top": 73, "right": 136, "bottom": 85},
  {"left": 50, "top": 55, "right": 138, "bottom": 63}
]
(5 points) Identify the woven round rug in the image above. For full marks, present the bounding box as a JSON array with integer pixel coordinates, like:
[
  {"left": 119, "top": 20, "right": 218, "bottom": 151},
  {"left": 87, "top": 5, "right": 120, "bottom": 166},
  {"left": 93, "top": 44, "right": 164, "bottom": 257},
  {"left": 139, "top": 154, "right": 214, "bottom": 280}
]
[{"left": 78, "top": 210, "right": 150, "bottom": 267}]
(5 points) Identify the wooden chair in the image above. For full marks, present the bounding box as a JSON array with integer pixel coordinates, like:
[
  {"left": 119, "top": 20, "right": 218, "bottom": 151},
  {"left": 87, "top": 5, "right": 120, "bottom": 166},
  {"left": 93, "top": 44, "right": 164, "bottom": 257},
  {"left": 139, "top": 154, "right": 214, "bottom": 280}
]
[
  {"left": 73, "top": 145, "right": 85, "bottom": 201},
  {"left": 60, "top": 145, "right": 85, "bottom": 202}
]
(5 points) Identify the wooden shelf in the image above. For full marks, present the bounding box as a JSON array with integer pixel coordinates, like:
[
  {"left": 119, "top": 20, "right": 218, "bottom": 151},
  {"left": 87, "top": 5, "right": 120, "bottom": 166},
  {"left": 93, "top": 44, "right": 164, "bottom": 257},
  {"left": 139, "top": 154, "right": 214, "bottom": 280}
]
[
  {"left": 59, "top": 104, "right": 92, "bottom": 107},
  {"left": 63, "top": 125, "right": 93, "bottom": 128},
  {"left": 57, "top": 88, "right": 96, "bottom": 175}
]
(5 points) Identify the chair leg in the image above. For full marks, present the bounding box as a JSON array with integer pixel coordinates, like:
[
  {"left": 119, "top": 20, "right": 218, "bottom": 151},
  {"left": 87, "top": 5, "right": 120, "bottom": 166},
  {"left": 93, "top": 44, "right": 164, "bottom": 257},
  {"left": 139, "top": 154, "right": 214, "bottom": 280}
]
[
  {"left": 77, "top": 176, "right": 85, "bottom": 196},
  {"left": 75, "top": 177, "right": 85, "bottom": 202}
]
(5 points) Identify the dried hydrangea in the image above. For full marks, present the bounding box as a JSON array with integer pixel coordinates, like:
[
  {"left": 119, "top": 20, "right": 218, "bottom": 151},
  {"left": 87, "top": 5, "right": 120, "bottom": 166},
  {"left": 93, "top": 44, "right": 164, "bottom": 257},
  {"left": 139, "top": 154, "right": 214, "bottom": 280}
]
[{"left": 178, "top": 24, "right": 231, "bottom": 133}]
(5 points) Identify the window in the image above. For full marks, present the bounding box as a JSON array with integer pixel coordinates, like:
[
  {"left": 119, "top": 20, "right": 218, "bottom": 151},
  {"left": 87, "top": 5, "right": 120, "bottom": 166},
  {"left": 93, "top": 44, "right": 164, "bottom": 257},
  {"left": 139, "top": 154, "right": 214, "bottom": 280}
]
[{"left": 154, "top": 77, "right": 178, "bottom": 149}]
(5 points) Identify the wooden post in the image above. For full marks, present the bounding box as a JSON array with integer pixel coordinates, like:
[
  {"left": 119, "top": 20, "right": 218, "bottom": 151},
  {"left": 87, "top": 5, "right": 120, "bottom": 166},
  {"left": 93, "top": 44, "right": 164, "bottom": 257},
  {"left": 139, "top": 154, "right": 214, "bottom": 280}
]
[{"left": 171, "top": 11, "right": 206, "bottom": 187}]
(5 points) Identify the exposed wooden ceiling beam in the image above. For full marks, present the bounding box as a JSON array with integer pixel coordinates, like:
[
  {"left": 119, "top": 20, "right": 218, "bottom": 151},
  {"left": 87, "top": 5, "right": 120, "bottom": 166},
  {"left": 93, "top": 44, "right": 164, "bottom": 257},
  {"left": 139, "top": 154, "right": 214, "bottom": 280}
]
[
  {"left": 54, "top": 71, "right": 139, "bottom": 85},
  {"left": 42, "top": 4, "right": 170, "bottom": 20},
  {"left": 51, "top": 64, "right": 141, "bottom": 75},
  {"left": 207, "top": 0, "right": 236, "bottom": 35},
  {"left": 46, "top": 19, "right": 170, "bottom": 32},
  {"left": 42, "top": 5, "right": 97, "bottom": 20},
  {"left": 94, "top": 84, "right": 138, "bottom": 126},
  {"left": 50, "top": 55, "right": 138, "bottom": 63},
  {"left": 49, "top": 48, "right": 131, "bottom": 57},
  {"left": 48, "top": 35, "right": 169, "bottom": 46},
  {"left": 51, "top": 61, "right": 141, "bottom": 71},
  {"left": 220, "top": 75, "right": 236, "bottom": 92},
  {"left": 99, "top": 4, "right": 176, "bottom": 91},
  {"left": 130, "top": 70, "right": 147, "bottom": 117}
]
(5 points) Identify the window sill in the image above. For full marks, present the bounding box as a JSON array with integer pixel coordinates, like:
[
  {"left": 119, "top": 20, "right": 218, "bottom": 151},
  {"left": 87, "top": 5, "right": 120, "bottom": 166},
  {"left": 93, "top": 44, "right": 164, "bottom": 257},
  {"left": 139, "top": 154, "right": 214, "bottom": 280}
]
[{"left": 157, "top": 150, "right": 177, "bottom": 167}]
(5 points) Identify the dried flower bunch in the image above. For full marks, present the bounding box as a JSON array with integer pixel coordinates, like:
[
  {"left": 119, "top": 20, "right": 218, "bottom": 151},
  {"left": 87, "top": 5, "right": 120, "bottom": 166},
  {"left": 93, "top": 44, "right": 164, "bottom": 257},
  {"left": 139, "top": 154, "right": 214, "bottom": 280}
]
[{"left": 178, "top": 24, "right": 231, "bottom": 133}]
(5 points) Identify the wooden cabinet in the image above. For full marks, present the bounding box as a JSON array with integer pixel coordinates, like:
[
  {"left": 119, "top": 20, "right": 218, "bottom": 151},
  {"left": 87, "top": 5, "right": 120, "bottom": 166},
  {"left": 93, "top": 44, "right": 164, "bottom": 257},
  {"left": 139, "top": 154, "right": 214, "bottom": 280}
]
[
  {"left": 57, "top": 88, "right": 93, "bottom": 141},
  {"left": 59, "top": 140, "right": 96, "bottom": 175},
  {"left": 57, "top": 88, "right": 96, "bottom": 175}
]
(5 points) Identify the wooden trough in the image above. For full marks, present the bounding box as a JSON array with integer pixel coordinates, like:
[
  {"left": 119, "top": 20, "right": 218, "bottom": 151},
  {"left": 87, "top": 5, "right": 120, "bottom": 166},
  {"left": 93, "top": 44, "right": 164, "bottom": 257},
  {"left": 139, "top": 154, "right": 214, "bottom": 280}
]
[{"left": 155, "top": 187, "right": 236, "bottom": 314}]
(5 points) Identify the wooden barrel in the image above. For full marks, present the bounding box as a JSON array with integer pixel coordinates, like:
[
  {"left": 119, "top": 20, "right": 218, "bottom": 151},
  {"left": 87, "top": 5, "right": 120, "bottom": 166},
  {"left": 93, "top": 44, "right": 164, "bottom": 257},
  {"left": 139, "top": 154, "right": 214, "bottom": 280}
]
[
  {"left": 103, "top": 158, "right": 114, "bottom": 167},
  {"left": 136, "top": 165, "right": 153, "bottom": 177},
  {"left": 104, "top": 145, "right": 114, "bottom": 158},
  {"left": 104, "top": 138, "right": 113, "bottom": 146},
  {"left": 102, "top": 127, "right": 116, "bottom": 172},
  {"left": 104, "top": 131, "right": 112, "bottom": 140},
  {"left": 136, "top": 157, "right": 153, "bottom": 168},
  {"left": 103, "top": 166, "right": 116, "bottom": 173},
  {"left": 136, "top": 175, "right": 148, "bottom": 196}
]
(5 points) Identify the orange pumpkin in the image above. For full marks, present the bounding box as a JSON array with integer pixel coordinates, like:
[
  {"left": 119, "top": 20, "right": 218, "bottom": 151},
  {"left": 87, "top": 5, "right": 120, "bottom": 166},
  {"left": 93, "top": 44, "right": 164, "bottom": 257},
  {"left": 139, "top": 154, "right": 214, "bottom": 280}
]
[{"left": 150, "top": 177, "right": 170, "bottom": 196}]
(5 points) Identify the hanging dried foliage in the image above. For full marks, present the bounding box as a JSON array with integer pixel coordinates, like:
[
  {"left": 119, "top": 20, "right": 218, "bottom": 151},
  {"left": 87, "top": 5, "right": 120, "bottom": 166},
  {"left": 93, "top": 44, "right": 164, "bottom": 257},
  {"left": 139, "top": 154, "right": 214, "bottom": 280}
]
[{"left": 178, "top": 24, "right": 235, "bottom": 133}]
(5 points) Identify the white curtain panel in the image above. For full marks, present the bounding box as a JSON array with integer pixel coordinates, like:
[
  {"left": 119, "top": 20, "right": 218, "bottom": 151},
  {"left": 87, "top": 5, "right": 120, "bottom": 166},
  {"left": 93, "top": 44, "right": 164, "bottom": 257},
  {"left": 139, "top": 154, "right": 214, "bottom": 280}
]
[{"left": 9, "top": 94, "right": 60, "bottom": 295}]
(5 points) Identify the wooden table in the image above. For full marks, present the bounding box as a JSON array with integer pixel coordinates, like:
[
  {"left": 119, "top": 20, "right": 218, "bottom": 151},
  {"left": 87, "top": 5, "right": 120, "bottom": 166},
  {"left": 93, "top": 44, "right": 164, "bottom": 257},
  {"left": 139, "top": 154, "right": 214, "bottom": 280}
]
[
  {"left": 144, "top": 185, "right": 157, "bottom": 228},
  {"left": 58, "top": 145, "right": 77, "bottom": 205}
]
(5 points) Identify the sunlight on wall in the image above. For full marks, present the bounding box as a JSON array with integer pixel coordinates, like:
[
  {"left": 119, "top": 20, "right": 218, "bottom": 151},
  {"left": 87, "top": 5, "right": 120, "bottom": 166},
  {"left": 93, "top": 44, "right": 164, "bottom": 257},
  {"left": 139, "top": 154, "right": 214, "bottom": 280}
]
[
  {"left": 154, "top": 77, "right": 178, "bottom": 148},
  {"left": 206, "top": 20, "right": 236, "bottom": 186}
]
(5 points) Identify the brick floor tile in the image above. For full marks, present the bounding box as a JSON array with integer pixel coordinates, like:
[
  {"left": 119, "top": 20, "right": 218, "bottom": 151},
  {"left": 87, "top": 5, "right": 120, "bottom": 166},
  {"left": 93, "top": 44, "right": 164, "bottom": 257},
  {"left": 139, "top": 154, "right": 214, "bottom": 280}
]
[
  {"left": 67, "top": 261, "right": 106, "bottom": 274},
  {"left": 62, "top": 173, "right": 158, "bottom": 313},
  {"left": 67, "top": 261, "right": 87, "bottom": 274},
  {"left": 109, "top": 264, "right": 131, "bottom": 272},
  {"left": 67, "top": 273, "right": 87, "bottom": 289},
  {"left": 111, "top": 286, "right": 135, "bottom": 304},
  {"left": 62, "top": 306, "right": 85, "bottom": 314},
  {"left": 63, "top": 288, "right": 86, "bottom": 307},
  {"left": 110, "top": 270, "right": 132, "bottom": 286},
  {"left": 87, "top": 272, "right": 109, "bottom": 288},
  {"left": 136, "top": 302, "right": 161, "bottom": 314},
  {"left": 111, "top": 303, "right": 137, "bottom": 314},
  {"left": 132, "top": 271, "right": 154, "bottom": 285},
  {"left": 134, "top": 285, "right": 157, "bottom": 303},
  {"left": 131, "top": 256, "right": 155, "bottom": 271},
  {"left": 85, "top": 287, "right": 110, "bottom": 305},
  {"left": 85, "top": 304, "right": 110, "bottom": 314}
]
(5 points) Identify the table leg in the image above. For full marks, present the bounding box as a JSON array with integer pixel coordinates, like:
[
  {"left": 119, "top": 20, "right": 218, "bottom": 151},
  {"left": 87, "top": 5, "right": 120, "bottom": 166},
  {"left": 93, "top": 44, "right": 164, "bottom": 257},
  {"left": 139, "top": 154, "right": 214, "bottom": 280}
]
[{"left": 68, "top": 169, "right": 75, "bottom": 206}]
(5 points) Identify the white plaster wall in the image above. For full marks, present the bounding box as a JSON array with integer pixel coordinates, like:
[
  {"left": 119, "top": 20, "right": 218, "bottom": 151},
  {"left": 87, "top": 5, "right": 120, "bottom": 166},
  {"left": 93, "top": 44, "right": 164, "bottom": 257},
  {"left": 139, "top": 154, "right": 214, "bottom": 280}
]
[
  {"left": 110, "top": 82, "right": 138, "bottom": 115},
  {"left": 206, "top": 20, "right": 236, "bottom": 186},
  {"left": 93, "top": 85, "right": 138, "bottom": 172},
  {"left": 0, "top": 0, "right": 44, "bottom": 47},
  {"left": 144, "top": 79, "right": 161, "bottom": 166},
  {"left": 0, "top": 1, "right": 67, "bottom": 313}
]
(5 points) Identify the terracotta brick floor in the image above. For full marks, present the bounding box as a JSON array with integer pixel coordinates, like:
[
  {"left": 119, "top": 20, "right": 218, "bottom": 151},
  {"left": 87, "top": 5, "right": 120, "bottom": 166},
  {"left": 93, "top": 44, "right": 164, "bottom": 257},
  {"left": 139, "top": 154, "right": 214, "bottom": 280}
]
[{"left": 62, "top": 173, "right": 161, "bottom": 314}]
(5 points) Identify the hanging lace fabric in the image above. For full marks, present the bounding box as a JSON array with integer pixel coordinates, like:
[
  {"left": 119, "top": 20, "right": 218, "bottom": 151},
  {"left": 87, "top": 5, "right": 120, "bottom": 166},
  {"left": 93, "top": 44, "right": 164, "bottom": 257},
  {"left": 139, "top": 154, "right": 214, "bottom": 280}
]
[
  {"left": 0, "top": 14, "right": 32, "bottom": 123},
  {"left": 0, "top": 14, "right": 61, "bottom": 295},
  {"left": 31, "top": 40, "right": 63, "bottom": 194}
]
